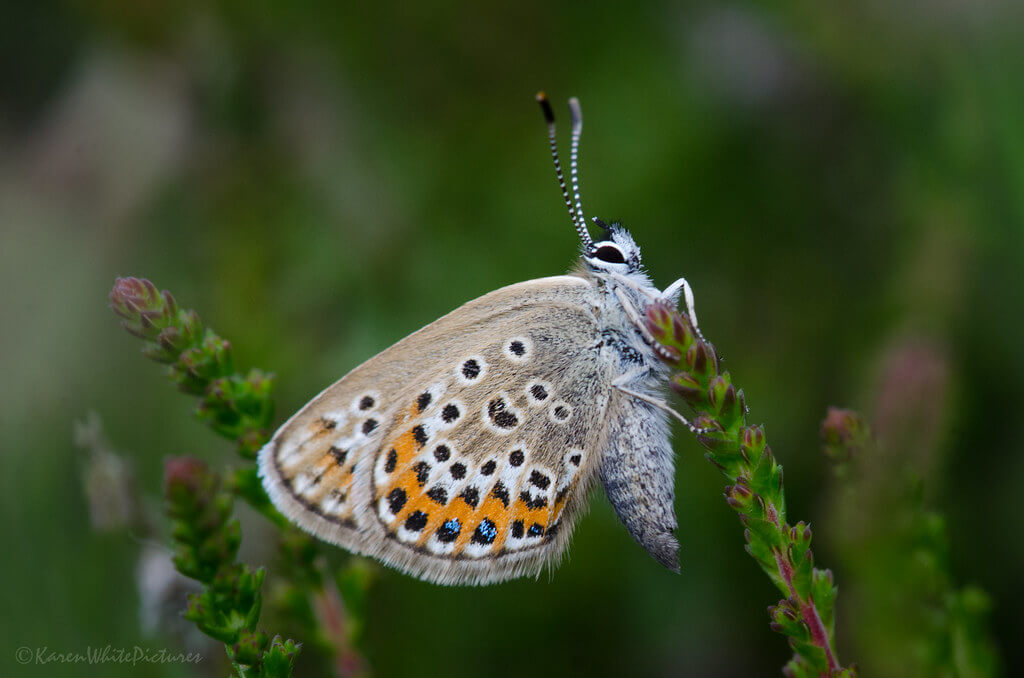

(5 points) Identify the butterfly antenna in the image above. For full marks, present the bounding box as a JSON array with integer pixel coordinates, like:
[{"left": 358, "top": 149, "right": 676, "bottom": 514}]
[
  {"left": 536, "top": 91, "right": 593, "bottom": 250},
  {"left": 568, "top": 97, "right": 587, "bottom": 233}
]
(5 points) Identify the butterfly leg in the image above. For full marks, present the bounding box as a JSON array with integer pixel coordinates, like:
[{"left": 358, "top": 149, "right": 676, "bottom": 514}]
[
  {"left": 660, "top": 277, "right": 705, "bottom": 343},
  {"left": 614, "top": 286, "right": 679, "bottom": 360},
  {"left": 614, "top": 286, "right": 699, "bottom": 362},
  {"left": 612, "top": 370, "right": 703, "bottom": 435}
]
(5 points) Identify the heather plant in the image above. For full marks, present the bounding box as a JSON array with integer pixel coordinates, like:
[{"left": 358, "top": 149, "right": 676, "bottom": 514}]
[
  {"left": 645, "top": 302, "right": 854, "bottom": 677},
  {"left": 821, "top": 405, "right": 999, "bottom": 677},
  {"left": 110, "top": 277, "right": 368, "bottom": 677}
]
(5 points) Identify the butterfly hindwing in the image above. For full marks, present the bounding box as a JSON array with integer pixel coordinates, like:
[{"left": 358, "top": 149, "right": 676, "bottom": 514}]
[
  {"left": 264, "top": 387, "right": 386, "bottom": 529},
  {"left": 259, "top": 276, "right": 615, "bottom": 585}
]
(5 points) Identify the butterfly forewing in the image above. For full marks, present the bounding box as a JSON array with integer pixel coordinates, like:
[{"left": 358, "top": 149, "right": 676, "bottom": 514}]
[{"left": 259, "top": 276, "right": 614, "bottom": 585}]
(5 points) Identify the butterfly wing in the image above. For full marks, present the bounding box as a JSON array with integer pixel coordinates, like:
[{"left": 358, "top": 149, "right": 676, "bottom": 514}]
[{"left": 258, "top": 275, "right": 615, "bottom": 585}]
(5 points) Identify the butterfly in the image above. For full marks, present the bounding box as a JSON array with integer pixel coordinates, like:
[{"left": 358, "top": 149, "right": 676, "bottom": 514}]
[{"left": 258, "top": 93, "right": 704, "bottom": 585}]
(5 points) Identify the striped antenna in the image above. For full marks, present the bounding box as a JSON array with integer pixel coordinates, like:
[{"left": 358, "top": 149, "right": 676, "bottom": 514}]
[
  {"left": 568, "top": 97, "right": 586, "bottom": 232},
  {"left": 536, "top": 91, "right": 593, "bottom": 250}
]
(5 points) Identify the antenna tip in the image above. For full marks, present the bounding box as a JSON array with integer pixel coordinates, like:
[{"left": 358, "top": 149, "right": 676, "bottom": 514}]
[
  {"left": 568, "top": 97, "right": 582, "bottom": 131},
  {"left": 536, "top": 91, "right": 555, "bottom": 123}
]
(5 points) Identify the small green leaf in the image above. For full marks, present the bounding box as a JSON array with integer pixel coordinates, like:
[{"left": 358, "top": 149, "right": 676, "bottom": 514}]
[{"left": 261, "top": 636, "right": 301, "bottom": 678}]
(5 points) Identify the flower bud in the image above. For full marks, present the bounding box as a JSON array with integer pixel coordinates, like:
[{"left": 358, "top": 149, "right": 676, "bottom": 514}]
[{"left": 820, "top": 407, "right": 868, "bottom": 464}]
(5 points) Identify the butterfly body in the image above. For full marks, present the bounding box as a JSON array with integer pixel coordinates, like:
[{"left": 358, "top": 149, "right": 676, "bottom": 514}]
[{"left": 259, "top": 95, "right": 691, "bottom": 585}]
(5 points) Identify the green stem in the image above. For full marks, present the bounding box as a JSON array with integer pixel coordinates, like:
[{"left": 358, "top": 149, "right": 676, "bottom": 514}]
[
  {"left": 645, "top": 301, "right": 853, "bottom": 677},
  {"left": 773, "top": 547, "right": 839, "bottom": 673}
]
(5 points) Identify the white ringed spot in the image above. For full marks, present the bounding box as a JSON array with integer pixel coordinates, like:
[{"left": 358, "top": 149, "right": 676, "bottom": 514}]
[
  {"left": 353, "top": 415, "right": 381, "bottom": 439},
  {"left": 482, "top": 392, "right": 521, "bottom": 434},
  {"left": 350, "top": 393, "right": 380, "bottom": 415},
  {"left": 502, "top": 336, "right": 533, "bottom": 363},
  {"left": 318, "top": 410, "right": 349, "bottom": 430},
  {"left": 524, "top": 380, "right": 552, "bottom": 406},
  {"left": 564, "top": 448, "right": 584, "bottom": 470},
  {"left": 548, "top": 400, "right": 574, "bottom": 424},
  {"left": 431, "top": 399, "right": 465, "bottom": 430},
  {"left": 425, "top": 520, "right": 461, "bottom": 555},
  {"left": 455, "top": 355, "right": 488, "bottom": 385},
  {"left": 414, "top": 382, "right": 447, "bottom": 414}
]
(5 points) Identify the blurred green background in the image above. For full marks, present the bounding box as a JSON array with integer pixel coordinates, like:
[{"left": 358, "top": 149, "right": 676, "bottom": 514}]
[{"left": 2, "top": 1, "right": 1022, "bottom": 676}]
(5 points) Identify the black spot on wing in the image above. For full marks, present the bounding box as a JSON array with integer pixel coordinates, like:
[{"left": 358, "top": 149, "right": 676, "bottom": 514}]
[
  {"left": 387, "top": 488, "right": 407, "bottom": 513},
  {"left": 461, "top": 359, "right": 481, "bottom": 379},
  {"left": 437, "top": 518, "right": 461, "bottom": 542},
  {"left": 414, "top": 461, "right": 430, "bottom": 486},
  {"left": 491, "top": 482, "right": 510, "bottom": 507},
  {"left": 329, "top": 446, "right": 348, "bottom": 465},
  {"left": 487, "top": 397, "right": 518, "bottom": 429},
  {"left": 405, "top": 511, "right": 428, "bottom": 531},
  {"left": 459, "top": 487, "right": 479, "bottom": 508},
  {"left": 441, "top": 403, "right": 460, "bottom": 423},
  {"left": 472, "top": 518, "right": 497, "bottom": 545},
  {"left": 519, "top": 491, "right": 548, "bottom": 510}
]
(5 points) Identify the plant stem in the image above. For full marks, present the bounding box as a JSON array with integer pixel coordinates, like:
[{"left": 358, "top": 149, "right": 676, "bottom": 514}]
[
  {"left": 645, "top": 301, "right": 854, "bottom": 677},
  {"left": 769, "top": 520, "right": 839, "bottom": 672},
  {"left": 312, "top": 585, "right": 365, "bottom": 678},
  {"left": 772, "top": 546, "right": 839, "bottom": 672}
]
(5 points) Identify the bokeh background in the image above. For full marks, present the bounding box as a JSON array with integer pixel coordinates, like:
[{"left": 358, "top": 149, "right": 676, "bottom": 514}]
[{"left": 2, "top": 1, "right": 1022, "bottom": 676}]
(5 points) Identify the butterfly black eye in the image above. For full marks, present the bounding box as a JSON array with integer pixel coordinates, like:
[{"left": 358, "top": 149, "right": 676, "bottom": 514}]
[{"left": 593, "top": 245, "right": 626, "bottom": 264}]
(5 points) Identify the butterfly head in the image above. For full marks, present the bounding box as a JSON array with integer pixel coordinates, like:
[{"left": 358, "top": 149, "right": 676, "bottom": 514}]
[{"left": 582, "top": 218, "right": 642, "bottom": 275}]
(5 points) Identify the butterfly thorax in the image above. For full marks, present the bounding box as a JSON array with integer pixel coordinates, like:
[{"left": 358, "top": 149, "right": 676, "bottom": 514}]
[{"left": 573, "top": 222, "right": 671, "bottom": 391}]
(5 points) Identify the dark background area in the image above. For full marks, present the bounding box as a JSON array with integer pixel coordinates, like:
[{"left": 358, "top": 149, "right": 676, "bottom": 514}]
[{"left": 2, "top": 1, "right": 1022, "bottom": 676}]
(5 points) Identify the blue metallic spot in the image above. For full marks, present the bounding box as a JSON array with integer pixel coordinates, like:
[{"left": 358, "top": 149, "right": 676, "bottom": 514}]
[
  {"left": 437, "top": 518, "right": 461, "bottom": 543},
  {"left": 471, "top": 518, "right": 498, "bottom": 545}
]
